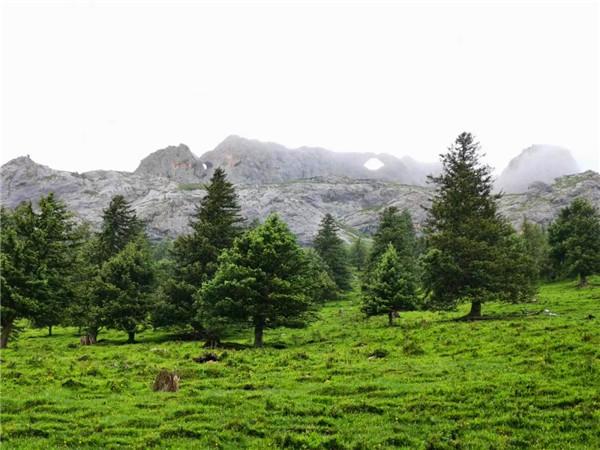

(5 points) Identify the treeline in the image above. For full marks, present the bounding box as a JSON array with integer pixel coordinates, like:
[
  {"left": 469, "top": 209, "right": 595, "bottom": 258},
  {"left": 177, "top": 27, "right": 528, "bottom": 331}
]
[{"left": 2, "top": 133, "right": 599, "bottom": 349}]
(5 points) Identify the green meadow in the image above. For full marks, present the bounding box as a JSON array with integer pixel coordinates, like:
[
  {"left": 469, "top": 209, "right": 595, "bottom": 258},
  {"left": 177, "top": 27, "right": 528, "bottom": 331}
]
[{"left": 1, "top": 278, "right": 599, "bottom": 449}]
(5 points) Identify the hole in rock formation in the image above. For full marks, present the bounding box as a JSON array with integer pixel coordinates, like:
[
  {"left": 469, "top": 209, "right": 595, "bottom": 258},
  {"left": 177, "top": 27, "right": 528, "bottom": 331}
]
[{"left": 364, "top": 158, "right": 384, "bottom": 171}]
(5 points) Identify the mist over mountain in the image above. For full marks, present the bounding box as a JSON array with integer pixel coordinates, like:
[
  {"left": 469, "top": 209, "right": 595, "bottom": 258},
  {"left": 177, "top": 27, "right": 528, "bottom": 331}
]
[
  {"left": 496, "top": 145, "right": 580, "bottom": 193},
  {"left": 2, "top": 136, "right": 598, "bottom": 244}
]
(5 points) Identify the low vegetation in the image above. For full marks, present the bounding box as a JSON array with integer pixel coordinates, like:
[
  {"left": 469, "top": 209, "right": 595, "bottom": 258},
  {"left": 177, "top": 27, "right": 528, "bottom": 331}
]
[{"left": 1, "top": 279, "right": 598, "bottom": 449}]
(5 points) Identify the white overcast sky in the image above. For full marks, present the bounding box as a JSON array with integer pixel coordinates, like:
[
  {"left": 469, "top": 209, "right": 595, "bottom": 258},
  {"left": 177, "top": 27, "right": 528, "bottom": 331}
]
[{"left": 1, "top": 0, "right": 599, "bottom": 173}]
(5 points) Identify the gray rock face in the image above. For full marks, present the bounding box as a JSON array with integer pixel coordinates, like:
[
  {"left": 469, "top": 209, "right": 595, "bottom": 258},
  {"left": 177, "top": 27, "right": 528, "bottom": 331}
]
[
  {"left": 134, "top": 144, "right": 208, "bottom": 184},
  {"left": 2, "top": 154, "right": 599, "bottom": 245},
  {"left": 159, "top": 135, "right": 442, "bottom": 186},
  {"left": 496, "top": 145, "right": 580, "bottom": 193}
]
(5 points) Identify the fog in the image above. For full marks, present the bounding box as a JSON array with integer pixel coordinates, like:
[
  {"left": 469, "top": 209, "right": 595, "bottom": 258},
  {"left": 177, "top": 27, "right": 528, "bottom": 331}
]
[{"left": 1, "top": 1, "right": 598, "bottom": 174}]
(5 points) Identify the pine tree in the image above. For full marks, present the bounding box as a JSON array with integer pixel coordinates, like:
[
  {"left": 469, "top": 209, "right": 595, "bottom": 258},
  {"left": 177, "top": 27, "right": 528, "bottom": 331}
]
[
  {"left": 349, "top": 237, "right": 369, "bottom": 272},
  {"left": 423, "top": 132, "right": 537, "bottom": 317},
  {"left": 548, "top": 198, "right": 600, "bottom": 286},
  {"left": 369, "top": 207, "right": 416, "bottom": 267},
  {"left": 154, "top": 167, "right": 244, "bottom": 332},
  {"left": 96, "top": 238, "right": 155, "bottom": 343},
  {"left": 313, "top": 214, "right": 351, "bottom": 290},
  {"left": 30, "top": 194, "right": 79, "bottom": 336},
  {"left": 520, "top": 219, "right": 553, "bottom": 282},
  {"left": 0, "top": 204, "right": 45, "bottom": 348},
  {"left": 303, "top": 249, "right": 338, "bottom": 303},
  {"left": 96, "top": 195, "right": 143, "bottom": 262},
  {"left": 197, "top": 214, "right": 314, "bottom": 347},
  {"left": 362, "top": 244, "right": 417, "bottom": 325}
]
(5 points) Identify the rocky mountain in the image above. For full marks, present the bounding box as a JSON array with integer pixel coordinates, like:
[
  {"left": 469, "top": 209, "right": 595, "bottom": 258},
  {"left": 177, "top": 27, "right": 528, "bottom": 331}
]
[
  {"left": 2, "top": 152, "right": 599, "bottom": 245},
  {"left": 496, "top": 145, "right": 580, "bottom": 193},
  {"left": 133, "top": 135, "right": 442, "bottom": 186}
]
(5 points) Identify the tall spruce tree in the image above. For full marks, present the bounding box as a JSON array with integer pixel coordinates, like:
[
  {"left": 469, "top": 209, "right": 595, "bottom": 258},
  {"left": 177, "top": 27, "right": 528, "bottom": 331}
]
[
  {"left": 30, "top": 194, "right": 79, "bottom": 336},
  {"left": 0, "top": 204, "right": 44, "bottom": 348},
  {"left": 548, "top": 198, "right": 600, "bottom": 286},
  {"left": 520, "top": 219, "right": 553, "bottom": 282},
  {"left": 369, "top": 207, "right": 416, "bottom": 267},
  {"left": 362, "top": 244, "right": 417, "bottom": 325},
  {"left": 423, "top": 132, "right": 536, "bottom": 317},
  {"left": 96, "top": 195, "right": 143, "bottom": 262},
  {"left": 197, "top": 214, "right": 315, "bottom": 347},
  {"left": 349, "top": 237, "right": 369, "bottom": 272},
  {"left": 154, "top": 167, "right": 244, "bottom": 332},
  {"left": 95, "top": 238, "right": 154, "bottom": 343},
  {"left": 313, "top": 214, "right": 351, "bottom": 291}
]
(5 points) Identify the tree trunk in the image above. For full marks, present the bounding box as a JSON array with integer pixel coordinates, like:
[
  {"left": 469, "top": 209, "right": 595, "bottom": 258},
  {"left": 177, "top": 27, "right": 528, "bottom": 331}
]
[
  {"left": 469, "top": 301, "right": 482, "bottom": 318},
  {"left": 579, "top": 274, "right": 588, "bottom": 287},
  {"left": 1, "top": 321, "right": 12, "bottom": 349},
  {"left": 48, "top": 326, "right": 52, "bottom": 336},
  {"left": 254, "top": 324, "right": 264, "bottom": 348},
  {"left": 88, "top": 327, "right": 99, "bottom": 344},
  {"left": 127, "top": 331, "right": 135, "bottom": 343},
  {"left": 388, "top": 311, "right": 394, "bottom": 326}
]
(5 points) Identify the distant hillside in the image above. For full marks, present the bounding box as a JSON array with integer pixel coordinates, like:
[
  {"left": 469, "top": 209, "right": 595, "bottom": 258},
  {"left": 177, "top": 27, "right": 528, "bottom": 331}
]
[
  {"left": 2, "top": 152, "right": 599, "bottom": 244},
  {"left": 496, "top": 145, "right": 580, "bottom": 193}
]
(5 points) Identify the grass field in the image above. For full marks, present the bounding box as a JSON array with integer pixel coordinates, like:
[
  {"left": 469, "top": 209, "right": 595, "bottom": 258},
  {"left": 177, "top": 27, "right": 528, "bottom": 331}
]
[{"left": 1, "top": 278, "right": 599, "bottom": 449}]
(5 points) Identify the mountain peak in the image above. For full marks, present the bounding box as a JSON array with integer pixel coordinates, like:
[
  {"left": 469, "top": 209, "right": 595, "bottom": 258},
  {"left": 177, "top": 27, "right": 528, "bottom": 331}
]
[{"left": 134, "top": 143, "right": 207, "bottom": 183}]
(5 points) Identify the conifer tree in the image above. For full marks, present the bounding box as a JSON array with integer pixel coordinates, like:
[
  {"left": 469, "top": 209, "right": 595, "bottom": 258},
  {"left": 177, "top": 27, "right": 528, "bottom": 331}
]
[
  {"left": 362, "top": 244, "right": 417, "bottom": 325},
  {"left": 0, "top": 204, "right": 44, "bottom": 348},
  {"left": 313, "top": 214, "right": 351, "bottom": 290},
  {"left": 548, "top": 198, "right": 600, "bottom": 286},
  {"left": 349, "top": 237, "right": 369, "bottom": 272},
  {"left": 96, "top": 195, "right": 143, "bottom": 262},
  {"left": 197, "top": 214, "right": 314, "bottom": 347},
  {"left": 368, "top": 207, "right": 416, "bottom": 267},
  {"left": 303, "top": 249, "right": 338, "bottom": 303},
  {"left": 423, "top": 132, "right": 536, "bottom": 317},
  {"left": 30, "top": 194, "right": 79, "bottom": 336},
  {"left": 520, "top": 219, "right": 553, "bottom": 282},
  {"left": 154, "top": 167, "right": 244, "bottom": 332},
  {"left": 96, "top": 238, "right": 154, "bottom": 343}
]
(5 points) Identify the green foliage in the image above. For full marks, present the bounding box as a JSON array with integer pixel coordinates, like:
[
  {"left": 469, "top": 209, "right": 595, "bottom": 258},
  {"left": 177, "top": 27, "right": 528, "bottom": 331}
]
[
  {"left": 154, "top": 167, "right": 244, "bottom": 332},
  {"left": 423, "top": 132, "right": 537, "bottom": 316},
  {"left": 29, "top": 194, "right": 80, "bottom": 334},
  {"left": 197, "top": 214, "right": 315, "bottom": 347},
  {"left": 548, "top": 198, "right": 600, "bottom": 285},
  {"left": 368, "top": 207, "right": 416, "bottom": 267},
  {"left": 362, "top": 244, "right": 418, "bottom": 325},
  {"left": 1, "top": 278, "right": 599, "bottom": 449},
  {"left": 96, "top": 195, "right": 143, "bottom": 262},
  {"left": 0, "top": 195, "right": 80, "bottom": 347},
  {"left": 313, "top": 213, "right": 351, "bottom": 291},
  {"left": 302, "top": 248, "right": 338, "bottom": 303},
  {"left": 520, "top": 219, "right": 553, "bottom": 281},
  {"left": 95, "top": 238, "right": 155, "bottom": 342},
  {"left": 348, "top": 236, "right": 369, "bottom": 271}
]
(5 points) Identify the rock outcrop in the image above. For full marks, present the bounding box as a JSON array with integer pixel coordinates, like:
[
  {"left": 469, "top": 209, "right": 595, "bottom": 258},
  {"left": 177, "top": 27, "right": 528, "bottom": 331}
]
[
  {"left": 2, "top": 153, "right": 598, "bottom": 245},
  {"left": 496, "top": 145, "right": 580, "bottom": 193}
]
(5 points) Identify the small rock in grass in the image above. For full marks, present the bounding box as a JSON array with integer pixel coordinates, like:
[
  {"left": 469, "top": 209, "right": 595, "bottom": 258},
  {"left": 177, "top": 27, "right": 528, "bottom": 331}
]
[{"left": 152, "top": 370, "right": 180, "bottom": 392}]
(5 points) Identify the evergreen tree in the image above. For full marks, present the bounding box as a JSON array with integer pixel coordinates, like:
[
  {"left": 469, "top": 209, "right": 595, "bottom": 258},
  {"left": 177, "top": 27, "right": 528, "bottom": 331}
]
[
  {"left": 30, "top": 194, "right": 79, "bottom": 335},
  {"left": 303, "top": 249, "right": 338, "bottom": 303},
  {"left": 369, "top": 207, "right": 416, "bottom": 267},
  {"left": 96, "top": 238, "right": 155, "bottom": 343},
  {"left": 313, "top": 214, "right": 351, "bottom": 290},
  {"left": 362, "top": 244, "right": 417, "bottom": 325},
  {"left": 154, "top": 167, "right": 244, "bottom": 332},
  {"left": 423, "top": 132, "right": 537, "bottom": 317},
  {"left": 548, "top": 198, "right": 600, "bottom": 286},
  {"left": 349, "top": 237, "right": 369, "bottom": 272},
  {"left": 520, "top": 219, "right": 553, "bottom": 282},
  {"left": 197, "top": 214, "right": 314, "bottom": 347},
  {"left": 96, "top": 195, "right": 143, "bottom": 262},
  {"left": 0, "top": 204, "right": 45, "bottom": 348}
]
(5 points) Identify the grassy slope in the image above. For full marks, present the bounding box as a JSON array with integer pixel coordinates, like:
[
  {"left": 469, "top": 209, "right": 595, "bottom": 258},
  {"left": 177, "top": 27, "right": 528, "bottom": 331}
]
[{"left": 1, "top": 278, "right": 599, "bottom": 449}]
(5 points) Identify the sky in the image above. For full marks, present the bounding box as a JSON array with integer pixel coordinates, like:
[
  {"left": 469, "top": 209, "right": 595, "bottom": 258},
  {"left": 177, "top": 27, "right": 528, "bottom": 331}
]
[{"left": 1, "top": 0, "right": 599, "bottom": 174}]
